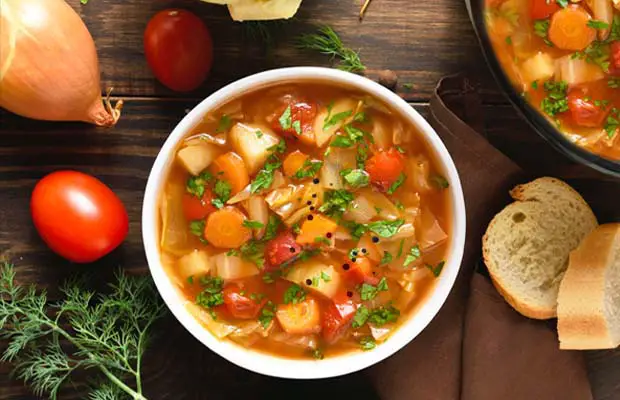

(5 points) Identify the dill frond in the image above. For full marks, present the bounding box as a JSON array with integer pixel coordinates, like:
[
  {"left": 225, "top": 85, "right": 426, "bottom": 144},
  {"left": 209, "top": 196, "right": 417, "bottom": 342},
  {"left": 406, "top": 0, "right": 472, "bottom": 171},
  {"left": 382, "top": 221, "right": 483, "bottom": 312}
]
[
  {"left": 296, "top": 26, "right": 366, "bottom": 73},
  {"left": 0, "top": 262, "right": 166, "bottom": 400}
]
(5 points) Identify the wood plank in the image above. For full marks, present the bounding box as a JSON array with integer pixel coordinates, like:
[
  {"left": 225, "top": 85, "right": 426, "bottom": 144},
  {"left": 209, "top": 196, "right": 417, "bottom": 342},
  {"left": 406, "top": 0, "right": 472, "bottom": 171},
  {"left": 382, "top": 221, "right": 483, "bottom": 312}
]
[
  {"left": 61, "top": 0, "right": 501, "bottom": 102},
  {"left": 1, "top": 99, "right": 619, "bottom": 399}
]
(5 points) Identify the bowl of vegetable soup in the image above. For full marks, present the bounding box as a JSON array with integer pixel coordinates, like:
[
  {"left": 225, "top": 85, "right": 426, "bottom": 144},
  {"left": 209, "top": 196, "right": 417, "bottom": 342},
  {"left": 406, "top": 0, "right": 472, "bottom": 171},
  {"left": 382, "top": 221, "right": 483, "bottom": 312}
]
[
  {"left": 467, "top": 0, "right": 620, "bottom": 177},
  {"left": 142, "top": 67, "right": 466, "bottom": 379}
]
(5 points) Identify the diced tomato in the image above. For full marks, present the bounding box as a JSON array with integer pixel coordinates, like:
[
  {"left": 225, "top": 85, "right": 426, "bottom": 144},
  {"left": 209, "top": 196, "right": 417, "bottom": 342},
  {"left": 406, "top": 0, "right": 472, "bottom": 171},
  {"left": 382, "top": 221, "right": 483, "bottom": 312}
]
[
  {"left": 568, "top": 91, "right": 609, "bottom": 128},
  {"left": 222, "top": 286, "right": 265, "bottom": 319},
  {"left": 182, "top": 189, "right": 217, "bottom": 221},
  {"left": 610, "top": 41, "right": 620, "bottom": 76},
  {"left": 264, "top": 231, "right": 303, "bottom": 271},
  {"left": 530, "top": 0, "right": 561, "bottom": 20},
  {"left": 365, "top": 148, "right": 405, "bottom": 192},
  {"left": 343, "top": 256, "right": 380, "bottom": 285},
  {"left": 271, "top": 101, "right": 317, "bottom": 145},
  {"left": 322, "top": 294, "right": 358, "bottom": 344}
]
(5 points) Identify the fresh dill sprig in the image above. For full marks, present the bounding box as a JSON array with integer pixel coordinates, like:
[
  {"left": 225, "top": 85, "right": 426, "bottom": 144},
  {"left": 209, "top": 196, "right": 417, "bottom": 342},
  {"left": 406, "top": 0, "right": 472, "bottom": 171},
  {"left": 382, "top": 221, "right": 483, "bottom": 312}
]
[
  {"left": 0, "top": 263, "right": 166, "bottom": 400},
  {"left": 296, "top": 26, "right": 366, "bottom": 73}
]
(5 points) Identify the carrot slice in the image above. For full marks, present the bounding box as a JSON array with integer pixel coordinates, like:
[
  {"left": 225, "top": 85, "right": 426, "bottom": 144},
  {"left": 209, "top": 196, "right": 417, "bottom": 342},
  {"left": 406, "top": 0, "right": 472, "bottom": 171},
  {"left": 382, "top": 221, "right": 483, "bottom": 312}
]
[
  {"left": 548, "top": 6, "right": 596, "bottom": 51},
  {"left": 276, "top": 297, "right": 321, "bottom": 334},
  {"left": 283, "top": 150, "right": 309, "bottom": 178},
  {"left": 204, "top": 207, "right": 252, "bottom": 248},
  {"left": 210, "top": 152, "right": 250, "bottom": 195},
  {"left": 296, "top": 215, "right": 338, "bottom": 245}
]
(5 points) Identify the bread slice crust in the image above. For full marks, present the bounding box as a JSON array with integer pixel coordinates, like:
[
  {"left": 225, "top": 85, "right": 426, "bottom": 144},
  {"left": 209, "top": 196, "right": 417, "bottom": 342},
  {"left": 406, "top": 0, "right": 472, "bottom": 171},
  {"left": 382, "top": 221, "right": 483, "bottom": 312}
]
[
  {"left": 483, "top": 177, "right": 598, "bottom": 320},
  {"left": 557, "top": 224, "right": 620, "bottom": 350}
]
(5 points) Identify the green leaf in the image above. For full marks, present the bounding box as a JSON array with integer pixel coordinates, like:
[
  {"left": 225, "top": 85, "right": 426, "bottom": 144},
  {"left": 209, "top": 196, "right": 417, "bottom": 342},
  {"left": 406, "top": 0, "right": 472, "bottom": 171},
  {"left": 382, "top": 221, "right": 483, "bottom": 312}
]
[
  {"left": 587, "top": 20, "right": 610, "bottom": 30},
  {"left": 324, "top": 110, "right": 353, "bottom": 130},
  {"left": 258, "top": 302, "right": 276, "bottom": 329},
  {"left": 368, "top": 305, "right": 400, "bottom": 326},
  {"left": 360, "top": 277, "right": 389, "bottom": 301},
  {"left": 279, "top": 106, "right": 292, "bottom": 130},
  {"left": 431, "top": 174, "right": 450, "bottom": 189},
  {"left": 296, "top": 26, "right": 366, "bottom": 73},
  {"left": 293, "top": 120, "right": 302, "bottom": 135},
  {"left": 360, "top": 336, "right": 376, "bottom": 351},
  {"left": 216, "top": 115, "right": 233, "bottom": 133},
  {"left": 294, "top": 159, "right": 324, "bottom": 180},
  {"left": 239, "top": 240, "right": 266, "bottom": 268},
  {"left": 243, "top": 220, "right": 265, "bottom": 229},
  {"left": 427, "top": 261, "right": 446, "bottom": 277},
  {"left": 330, "top": 135, "right": 354, "bottom": 148},
  {"left": 263, "top": 215, "right": 281, "bottom": 241},
  {"left": 212, "top": 179, "right": 232, "bottom": 208},
  {"left": 189, "top": 220, "right": 206, "bottom": 238},
  {"left": 319, "top": 189, "right": 354, "bottom": 217},
  {"left": 186, "top": 171, "right": 213, "bottom": 198},
  {"left": 283, "top": 284, "right": 306, "bottom": 304},
  {"left": 403, "top": 245, "right": 421, "bottom": 268},
  {"left": 341, "top": 169, "right": 369, "bottom": 188},
  {"left": 386, "top": 173, "right": 406, "bottom": 195},
  {"left": 367, "top": 219, "right": 404, "bottom": 238},
  {"left": 380, "top": 251, "right": 393, "bottom": 265},
  {"left": 352, "top": 305, "right": 370, "bottom": 328}
]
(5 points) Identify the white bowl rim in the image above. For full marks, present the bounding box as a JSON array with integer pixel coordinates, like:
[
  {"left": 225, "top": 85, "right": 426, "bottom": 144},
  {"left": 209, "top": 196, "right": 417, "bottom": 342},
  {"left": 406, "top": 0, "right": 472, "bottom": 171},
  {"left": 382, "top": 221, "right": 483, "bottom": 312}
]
[{"left": 142, "top": 66, "right": 466, "bottom": 380}]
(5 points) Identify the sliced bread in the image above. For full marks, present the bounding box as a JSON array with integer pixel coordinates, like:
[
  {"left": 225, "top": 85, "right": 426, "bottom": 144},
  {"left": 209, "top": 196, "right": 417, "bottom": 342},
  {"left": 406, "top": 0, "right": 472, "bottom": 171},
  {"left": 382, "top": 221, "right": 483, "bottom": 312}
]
[
  {"left": 557, "top": 224, "right": 620, "bottom": 350},
  {"left": 482, "top": 177, "right": 598, "bottom": 320}
]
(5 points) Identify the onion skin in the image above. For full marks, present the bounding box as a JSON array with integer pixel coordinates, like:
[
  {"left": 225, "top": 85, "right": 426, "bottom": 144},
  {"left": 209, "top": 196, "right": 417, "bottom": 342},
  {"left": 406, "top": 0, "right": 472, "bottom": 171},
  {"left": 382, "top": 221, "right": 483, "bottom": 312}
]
[{"left": 0, "top": 0, "right": 120, "bottom": 126}]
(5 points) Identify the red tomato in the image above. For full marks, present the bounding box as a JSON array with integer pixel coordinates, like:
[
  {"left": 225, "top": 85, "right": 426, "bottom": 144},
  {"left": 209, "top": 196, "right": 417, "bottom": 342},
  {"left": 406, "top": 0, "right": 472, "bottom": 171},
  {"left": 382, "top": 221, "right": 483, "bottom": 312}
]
[
  {"left": 182, "top": 190, "right": 217, "bottom": 221},
  {"left": 365, "top": 148, "right": 405, "bottom": 192},
  {"left": 343, "top": 256, "right": 380, "bottom": 285},
  {"left": 568, "top": 91, "right": 609, "bottom": 128},
  {"left": 610, "top": 41, "right": 620, "bottom": 76},
  {"left": 322, "top": 294, "right": 358, "bottom": 344},
  {"left": 530, "top": 0, "right": 561, "bottom": 20},
  {"left": 264, "top": 231, "right": 302, "bottom": 271},
  {"left": 223, "top": 286, "right": 264, "bottom": 319},
  {"left": 144, "top": 9, "right": 213, "bottom": 92},
  {"left": 31, "top": 171, "right": 129, "bottom": 263},
  {"left": 271, "top": 102, "right": 317, "bottom": 144}
]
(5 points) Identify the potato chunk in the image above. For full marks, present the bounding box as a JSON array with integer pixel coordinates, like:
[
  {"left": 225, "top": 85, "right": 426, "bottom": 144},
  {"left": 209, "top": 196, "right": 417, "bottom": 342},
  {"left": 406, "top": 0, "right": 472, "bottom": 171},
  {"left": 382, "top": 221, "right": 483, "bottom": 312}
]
[
  {"left": 177, "top": 250, "right": 212, "bottom": 280},
  {"left": 228, "top": 122, "right": 280, "bottom": 174},
  {"left": 285, "top": 261, "right": 341, "bottom": 299},
  {"left": 177, "top": 143, "right": 219, "bottom": 175}
]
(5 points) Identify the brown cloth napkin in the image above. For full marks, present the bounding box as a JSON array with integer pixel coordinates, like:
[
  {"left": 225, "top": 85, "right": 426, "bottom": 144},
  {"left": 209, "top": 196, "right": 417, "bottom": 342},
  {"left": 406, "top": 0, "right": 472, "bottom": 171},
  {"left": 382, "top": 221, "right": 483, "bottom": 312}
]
[{"left": 367, "top": 75, "right": 593, "bottom": 400}]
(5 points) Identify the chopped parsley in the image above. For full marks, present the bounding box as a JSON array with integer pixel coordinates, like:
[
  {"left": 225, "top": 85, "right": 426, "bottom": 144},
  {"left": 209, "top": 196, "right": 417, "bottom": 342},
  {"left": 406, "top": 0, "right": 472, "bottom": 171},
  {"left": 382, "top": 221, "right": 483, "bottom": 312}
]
[
  {"left": 226, "top": 249, "right": 239, "bottom": 256},
  {"left": 329, "top": 124, "right": 369, "bottom": 148},
  {"left": 380, "top": 251, "right": 393, "bottom": 265},
  {"left": 216, "top": 115, "right": 232, "bottom": 133},
  {"left": 255, "top": 130, "right": 264, "bottom": 138},
  {"left": 403, "top": 245, "right": 421, "bottom": 268},
  {"left": 283, "top": 284, "right": 307, "bottom": 304},
  {"left": 533, "top": 19, "right": 552, "bottom": 47},
  {"left": 386, "top": 173, "right": 406, "bottom": 194},
  {"left": 352, "top": 304, "right": 400, "bottom": 328},
  {"left": 340, "top": 219, "right": 368, "bottom": 240},
  {"left": 212, "top": 179, "right": 232, "bottom": 209},
  {"left": 360, "top": 277, "right": 389, "bottom": 301},
  {"left": 268, "top": 139, "right": 287, "bottom": 155},
  {"left": 251, "top": 159, "right": 282, "bottom": 194},
  {"left": 354, "top": 111, "right": 369, "bottom": 123},
  {"left": 573, "top": 41, "right": 611, "bottom": 72},
  {"left": 367, "top": 219, "right": 405, "bottom": 238},
  {"left": 396, "top": 239, "right": 405, "bottom": 258},
  {"left": 324, "top": 110, "right": 352, "bottom": 130},
  {"left": 292, "top": 120, "right": 302, "bottom": 135},
  {"left": 243, "top": 220, "right": 265, "bottom": 229},
  {"left": 239, "top": 240, "right": 266, "bottom": 268},
  {"left": 541, "top": 80, "right": 569, "bottom": 118},
  {"left": 196, "top": 276, "right": 224, "bottom": 309},
  {"left": 279, "top": 106, "right": 292, "bottom": 130},
  {"left": 605, "top": 114, "right": 619, "bottom": 138},
  {"left": 319, "top": 189, "right": 354, "bottom": 217},
  {"left": 189, "top": 220, "right": 207, "bottom": 243},
  {"left": 430, "top": 174, "right": 450, "bottom": 189},
  {"left": 294, "top": 159, "right": 324, "bottom": 180},
  {"left": 360, "top": 336, "right": 377, "bottom": 351},
  {"left": 263, "top": 273, "right": 276, "bottom": 284},
  {"left": 186, "top": 171, "right": 214, "bottom": 198},
  {"left": 314, "top": 236, "right": 332, "bottom": 246},
  {"left": 587, "top": 20, "right": 610, "bottom": 30},
  {"left": 427, "top": 261, "right": 446, "bottom": 277},
  {"left": 258, "top": 301, "right": 276, "bottom": 329},
  {"left": 263, "top": 215, "right": 281, "bottom": 241},
  {"left": 321, "top": 271, "right": 332, "bottom": 282},
  {"left": 356, "top": 143, "right": 369, "bottom": 169},
  {"left": 312, "top": 349, "right": 324, "bottom": 360},
  {"left": 555, "top": 0, "right": 568, "bottom": 7},
  {"left": 341, "top": 169, "right": 370, "bottom": 188}
]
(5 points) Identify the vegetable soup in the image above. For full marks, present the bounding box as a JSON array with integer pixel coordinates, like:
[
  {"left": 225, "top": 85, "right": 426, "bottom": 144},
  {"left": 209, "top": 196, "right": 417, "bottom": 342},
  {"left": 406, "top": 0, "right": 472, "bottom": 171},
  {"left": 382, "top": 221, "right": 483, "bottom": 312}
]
[
  {"left": 485, "top": 0, "right": 619, "bottom": 159},
  {"left": 158, "top": 83, "right": 452, "bottom": 359}
]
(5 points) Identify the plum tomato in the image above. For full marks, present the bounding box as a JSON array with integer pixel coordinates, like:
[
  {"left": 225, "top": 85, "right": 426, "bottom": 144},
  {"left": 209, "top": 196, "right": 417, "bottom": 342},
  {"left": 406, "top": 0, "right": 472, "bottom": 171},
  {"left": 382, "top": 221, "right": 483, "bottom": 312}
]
[
  {"left": 144, "top": 9, "right": 213, "bottom": 92},
  {"left": 567, "top": 91, "right": 609, "bottom": 128},
  {"left": 223, "top": 286, "right": 265, "bottom": 319},
  {"left": 30, "top": 171, "right": 129, "bottom": 263},
  {"left": 264, "top": 231, "right": 303, "bottom": 271}
]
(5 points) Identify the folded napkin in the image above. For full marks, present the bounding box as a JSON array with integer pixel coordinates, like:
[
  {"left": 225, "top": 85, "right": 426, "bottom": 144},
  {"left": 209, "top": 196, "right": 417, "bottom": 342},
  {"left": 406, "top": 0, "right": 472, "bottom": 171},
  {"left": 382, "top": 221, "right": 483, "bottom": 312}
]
[{"left": 367, "top": 75, "right": 593, "bottom": 400}]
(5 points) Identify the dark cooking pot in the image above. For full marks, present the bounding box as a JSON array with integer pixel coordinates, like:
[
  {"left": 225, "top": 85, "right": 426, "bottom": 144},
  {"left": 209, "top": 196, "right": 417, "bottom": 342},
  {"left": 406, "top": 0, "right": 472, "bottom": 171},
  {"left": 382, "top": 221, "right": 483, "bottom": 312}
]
[{"left": 464, "top": 0, "right": 620, "bottom": 178}]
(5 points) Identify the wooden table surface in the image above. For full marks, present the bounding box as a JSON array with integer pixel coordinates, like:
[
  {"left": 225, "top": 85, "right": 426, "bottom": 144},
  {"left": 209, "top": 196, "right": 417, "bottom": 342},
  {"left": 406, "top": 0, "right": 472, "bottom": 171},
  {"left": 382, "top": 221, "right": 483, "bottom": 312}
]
[{"left": 1, "top": 0, "right": 619, "bottom": 399}]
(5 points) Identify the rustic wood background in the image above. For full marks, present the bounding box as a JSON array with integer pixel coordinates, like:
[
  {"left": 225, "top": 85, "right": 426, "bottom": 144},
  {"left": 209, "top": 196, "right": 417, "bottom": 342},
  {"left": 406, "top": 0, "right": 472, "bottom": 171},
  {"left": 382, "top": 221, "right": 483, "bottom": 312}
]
[{"left": 1, "top": 0, "right": 619, "bottom": 399}]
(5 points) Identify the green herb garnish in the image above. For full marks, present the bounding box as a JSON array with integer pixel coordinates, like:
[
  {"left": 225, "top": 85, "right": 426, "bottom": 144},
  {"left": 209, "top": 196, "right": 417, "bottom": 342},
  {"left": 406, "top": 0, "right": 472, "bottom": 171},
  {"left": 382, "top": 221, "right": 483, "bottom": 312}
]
[
  {"left": 386, "top": 173, "right": 406, "bottom": 194},
  {"left": 216, "top": 115, "right": 233, "bottom": 133},
  {"left": 403, "top": 245, "right": 421, "bottom": 268},
  {"left": 279, "top": 106, "right": 292, "bottom": 130},
  {"left": 367, "top": 219, "right": 404, "bottom": 238},
  {"left": 283, "top": 284, "right": 307, "bottom": 304},
  {"left": 212, "top": 179, "right": 232, "bottom": 209},
  {"left": 258, "top": 301, "right": 276, "bottom": 329},
  {"left": 360, "top": 336, "right": 377, "bottom": 351},
  {"left": 360, "top": 277, "right": 389, "bottom": 301},
  {"left": 297, "top": 26, "right": 366, "bottom": 73},
  {"left": 426, "top": 261, "right": 446, "bottom": 277},
  {"left": 341, "top": 169, "right": 369, "bottom": 188},
  {"left": 294, "top": 159, "right": 324, "bottom": 180},
  {"left": 243, "top": 220, "right": 265, "bottom": 229},
  {"left": 541, "top": 80, "right": 569, "bottom": 117},
  {"left": 319, "top": 189, "right": 355, "bottom": 217},
  {"left": 380, "top": 251, "right": 393, "bottom": 265},
  {"left": 186, "top": 171, "right": 214, "bottom": 198},
  {"left": 0, "top": 263, "right": 166, "bottom": 400}
]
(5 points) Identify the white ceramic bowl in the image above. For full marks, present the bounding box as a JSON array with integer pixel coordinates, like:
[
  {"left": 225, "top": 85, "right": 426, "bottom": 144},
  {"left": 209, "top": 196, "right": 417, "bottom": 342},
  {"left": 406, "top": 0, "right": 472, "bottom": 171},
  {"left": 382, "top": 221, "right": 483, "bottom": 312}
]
[{"left": 142, "top": 67, "right": 466, "bottom": 380}]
